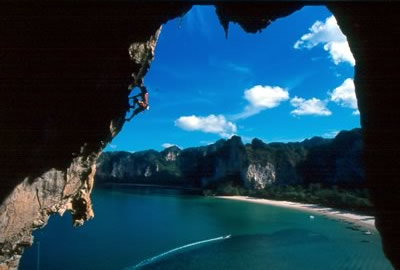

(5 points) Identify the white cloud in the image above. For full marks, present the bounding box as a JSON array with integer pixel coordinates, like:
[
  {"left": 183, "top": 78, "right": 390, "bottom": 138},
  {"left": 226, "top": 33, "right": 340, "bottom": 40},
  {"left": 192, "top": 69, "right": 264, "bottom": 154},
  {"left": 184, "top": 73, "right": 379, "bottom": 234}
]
[
  {"left": 162, "top": 143, "right": 181, "bottom": 149},
  {"left": 109, "top": 144, "right": 117, "bottom": 149},
  {"left": 322, "top": 130, "right": 339, "bottom": 138},
  {"left": 294, "top": 16, "right": 355, "bottom": 66},
  {"left": 245, "top": 85, "right": 290, "bottom": 108},
  {"left": 175, "top": 114, "right": 237, "bottom": 138},
  {"left": 233, "top": 85, "right": 289, "bottom": 119},
  {"left": 290, "top": 96, "right": 332, "bottom": 116},
  {"left": 329, "top": 78, "right": 358, "bottom": 115}
]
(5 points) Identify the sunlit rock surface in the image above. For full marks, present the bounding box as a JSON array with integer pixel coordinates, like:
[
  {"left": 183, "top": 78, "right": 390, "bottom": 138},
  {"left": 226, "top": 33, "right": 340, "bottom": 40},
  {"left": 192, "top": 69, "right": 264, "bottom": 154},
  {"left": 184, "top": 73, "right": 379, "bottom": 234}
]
[
  {"left": 0, "top": 3, "right": 174, "bottom": 268},
  {"left": 96, "top": 129, "right": 363, "bottom": 190},
  {"left": 247, "top": 163, "right": 276, "bottom": 189},
  {"left": 1, "top": 2, "right": 400, "bottom": 269}
]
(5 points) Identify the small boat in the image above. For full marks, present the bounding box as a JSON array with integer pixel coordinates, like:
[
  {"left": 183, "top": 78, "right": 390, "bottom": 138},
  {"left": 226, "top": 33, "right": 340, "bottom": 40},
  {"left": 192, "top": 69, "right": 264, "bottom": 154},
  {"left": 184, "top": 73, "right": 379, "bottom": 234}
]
[{"left": 309, "top": 215, "right": 315, "bottom": 219}]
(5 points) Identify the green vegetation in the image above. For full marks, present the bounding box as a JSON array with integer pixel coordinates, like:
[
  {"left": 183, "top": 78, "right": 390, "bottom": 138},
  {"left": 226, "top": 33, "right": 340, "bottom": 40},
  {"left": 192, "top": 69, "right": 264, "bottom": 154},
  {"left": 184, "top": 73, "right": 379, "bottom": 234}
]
[{"left": 204, "top": 183, "right": 373, "bottom": 215}]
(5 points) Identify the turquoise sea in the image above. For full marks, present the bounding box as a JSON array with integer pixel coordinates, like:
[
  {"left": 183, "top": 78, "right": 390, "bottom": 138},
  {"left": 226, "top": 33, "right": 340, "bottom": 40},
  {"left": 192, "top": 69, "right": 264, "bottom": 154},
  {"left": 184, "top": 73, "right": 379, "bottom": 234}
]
[{"left": 20, "top": 187, "right": 393, "bottom": 270}]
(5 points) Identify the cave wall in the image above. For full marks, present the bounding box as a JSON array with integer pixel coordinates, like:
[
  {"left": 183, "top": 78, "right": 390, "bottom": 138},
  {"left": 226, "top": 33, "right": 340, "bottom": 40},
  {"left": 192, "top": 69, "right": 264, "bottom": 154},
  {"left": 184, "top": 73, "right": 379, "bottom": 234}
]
[
  {"left": 0, "top": 3, "right": 190, "bottom": 269},
  {"left": 327, "top": 3, "right": 400, "bottom": 268},
  {"left": 1, "top": 2, "right": 400, "bottom": 270}
]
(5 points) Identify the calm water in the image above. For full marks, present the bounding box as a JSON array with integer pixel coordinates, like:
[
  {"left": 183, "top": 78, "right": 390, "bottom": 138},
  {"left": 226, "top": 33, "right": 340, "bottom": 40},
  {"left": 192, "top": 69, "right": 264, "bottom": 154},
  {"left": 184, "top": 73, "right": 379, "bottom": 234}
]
[{"left": 20, "top": 187, "right": 393, "bottom": 270}]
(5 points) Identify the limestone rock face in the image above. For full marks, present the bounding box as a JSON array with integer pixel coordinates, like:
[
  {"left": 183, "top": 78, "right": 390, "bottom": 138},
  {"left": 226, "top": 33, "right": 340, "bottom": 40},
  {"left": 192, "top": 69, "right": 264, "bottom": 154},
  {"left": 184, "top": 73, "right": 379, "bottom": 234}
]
[
  {"left": 96, "top": 129, "right": 363, "bottom": 191},
  {"left": 2, "top": 2, "right": 400, "bottom": 269},
  {"left": 246, "top": 163, "right": 276, "bottom": 189},
  {"left": 199, "top": 136, "right": 249, "bottom": 187},
  {"left": 0, "top": 3, "right": 169, "bottom": 268},
  {"left": 163, "top": 146, "right": 181, "bottom": 161},
  {"left": 0, "top": 148, "right": 99, "bottom": 269}
]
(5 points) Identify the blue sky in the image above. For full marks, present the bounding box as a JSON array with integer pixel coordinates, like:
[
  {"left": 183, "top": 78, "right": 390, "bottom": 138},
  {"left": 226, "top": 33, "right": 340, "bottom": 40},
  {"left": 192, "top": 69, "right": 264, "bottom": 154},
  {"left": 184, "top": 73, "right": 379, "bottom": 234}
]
[{"left": 106, "top": 5, "right": 359, "bottom": 152}]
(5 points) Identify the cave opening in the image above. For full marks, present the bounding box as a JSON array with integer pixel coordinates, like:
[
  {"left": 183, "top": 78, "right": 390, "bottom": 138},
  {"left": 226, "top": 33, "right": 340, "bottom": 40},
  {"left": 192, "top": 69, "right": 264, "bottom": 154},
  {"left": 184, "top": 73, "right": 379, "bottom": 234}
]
[
  {"left": 2, "top": 2, "right": 400, "bottom": 270},
  {"left": 116, "top": 5, "right": 359, "bottom": 151},
  {"left": 109, "top": 5, "right": 363, "bottom": 190},
  {"left": 17, "top": 5, "right": 394, "bottom": 270}
]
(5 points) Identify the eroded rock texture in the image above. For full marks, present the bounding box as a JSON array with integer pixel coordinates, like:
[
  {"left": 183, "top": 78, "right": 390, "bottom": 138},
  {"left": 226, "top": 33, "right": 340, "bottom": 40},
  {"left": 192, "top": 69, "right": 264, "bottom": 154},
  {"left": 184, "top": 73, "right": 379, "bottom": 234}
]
[
  {"left": 0, "top": 3, "right": 190, "bottom": 269},
  {"left": 1, "top": 2, "right": 400, "bottom": 270},
  {"left": 96, "top": 129, "right": 363, "bottom": 189}
]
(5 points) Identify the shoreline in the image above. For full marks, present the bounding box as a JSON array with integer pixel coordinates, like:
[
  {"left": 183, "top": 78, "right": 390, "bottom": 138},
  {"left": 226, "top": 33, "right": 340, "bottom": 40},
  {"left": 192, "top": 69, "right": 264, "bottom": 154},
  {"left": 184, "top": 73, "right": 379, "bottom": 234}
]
[
  {"left": 216, "top": 195, "right": 376, "bottom": 231},
  {"left": 95, "top": 182, "right": 202, "bottom": 192}
]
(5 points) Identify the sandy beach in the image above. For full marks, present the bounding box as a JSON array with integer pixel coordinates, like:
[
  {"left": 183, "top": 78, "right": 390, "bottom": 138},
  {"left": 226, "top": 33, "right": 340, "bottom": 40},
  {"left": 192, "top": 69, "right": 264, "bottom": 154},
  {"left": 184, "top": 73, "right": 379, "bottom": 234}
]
[{"left": 217, "top": 196, "right": 376, "bottom": 231}]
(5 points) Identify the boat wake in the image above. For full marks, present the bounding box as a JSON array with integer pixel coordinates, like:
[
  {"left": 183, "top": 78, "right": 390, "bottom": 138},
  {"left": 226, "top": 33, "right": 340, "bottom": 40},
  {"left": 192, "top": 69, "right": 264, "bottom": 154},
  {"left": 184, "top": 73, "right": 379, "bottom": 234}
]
[{"left": 123, "top": 234, "right": 232, "bottom": 270}]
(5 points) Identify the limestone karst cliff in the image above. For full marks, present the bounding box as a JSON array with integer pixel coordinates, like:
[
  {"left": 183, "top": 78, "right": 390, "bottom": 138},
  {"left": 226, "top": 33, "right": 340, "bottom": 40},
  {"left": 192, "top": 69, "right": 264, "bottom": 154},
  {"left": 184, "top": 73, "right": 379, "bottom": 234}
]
[
  {"left": 96, "top": 129, "right": 364, "bottom": 190},
  {"left": 0, "top": 3, "right": 180, "bottom": 268},
  {"left": 2, "top": 2, "right": 400, "bottom": 269}
]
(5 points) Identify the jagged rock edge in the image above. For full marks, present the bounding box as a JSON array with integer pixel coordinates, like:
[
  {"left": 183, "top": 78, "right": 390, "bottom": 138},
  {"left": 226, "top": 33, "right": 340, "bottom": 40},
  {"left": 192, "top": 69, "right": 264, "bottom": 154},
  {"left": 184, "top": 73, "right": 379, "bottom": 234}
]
[{"left": 0, "top": 28, "right": 162, "bottom": 270}]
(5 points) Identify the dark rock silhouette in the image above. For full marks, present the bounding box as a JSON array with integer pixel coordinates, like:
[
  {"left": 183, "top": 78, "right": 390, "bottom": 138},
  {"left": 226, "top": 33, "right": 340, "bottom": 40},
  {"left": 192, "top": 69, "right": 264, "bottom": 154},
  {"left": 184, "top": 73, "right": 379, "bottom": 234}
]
[
  {"left": 96, "top": 129, "right": 364, "bottom": 189},
  {"left": 1, "top": 2, "right": 400, "bottom": 269}
]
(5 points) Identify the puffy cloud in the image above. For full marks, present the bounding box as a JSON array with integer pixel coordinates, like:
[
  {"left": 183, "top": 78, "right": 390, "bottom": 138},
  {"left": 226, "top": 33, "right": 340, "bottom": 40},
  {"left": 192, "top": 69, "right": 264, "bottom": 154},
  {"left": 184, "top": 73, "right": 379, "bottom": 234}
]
[
  {"left": 324, "top": 41, "right": 355, "bottom": 66},
  {"left": 329, "top": 78, "right": 358, "bottom": 114},
  {"left": 233, "top": 85, "right": 289, "bottom": 119},
  {"left": 290, "top": 96, "right": 332, "bottom": 116},
  {"left": 294, "top": 16, "right": 355, "bottom": 66},
  {"left": 245, "top": 85, "right": 290, "bottom": 108},
  {"left": 175, "top": 114, "right": 237, "bottom": 138},
  {"left": 162, "top": 143, "right": 181, "bottom": 149}
]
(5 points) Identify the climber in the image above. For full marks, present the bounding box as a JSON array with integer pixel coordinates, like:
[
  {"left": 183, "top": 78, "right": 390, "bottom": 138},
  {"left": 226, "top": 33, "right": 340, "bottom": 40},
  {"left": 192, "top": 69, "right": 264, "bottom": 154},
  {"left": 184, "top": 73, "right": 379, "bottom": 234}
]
[{"left": 125, "top": 85, "right": 149, "bottom": 121}]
